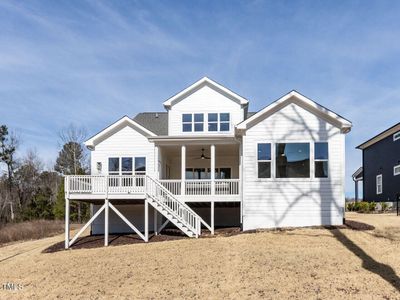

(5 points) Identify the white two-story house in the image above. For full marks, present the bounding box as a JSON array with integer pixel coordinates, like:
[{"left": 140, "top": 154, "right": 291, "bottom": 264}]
[{"left": 64, "top": 77, "right": 352, "bottom": 248}]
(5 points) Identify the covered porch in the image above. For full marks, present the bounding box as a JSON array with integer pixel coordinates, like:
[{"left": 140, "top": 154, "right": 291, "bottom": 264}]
[{"left": 154, "top": 137, "right": 242, "bottom": 203}]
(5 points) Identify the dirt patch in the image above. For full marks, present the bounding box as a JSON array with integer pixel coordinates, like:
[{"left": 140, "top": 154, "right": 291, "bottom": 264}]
[
  {"left": 43, "top": 227, "right": 243, "bottom": 253},
  {"left": 344, "top": 219, "right": 375, "bottom": 231},
  {"left": 43, "top": 220, "right": 374, "bottom": 253}
]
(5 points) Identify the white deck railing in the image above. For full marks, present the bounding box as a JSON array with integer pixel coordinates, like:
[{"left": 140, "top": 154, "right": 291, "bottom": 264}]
[
  {"left": 66, "top": 176, "right": 240, "bottom": 196},
  {"left": 66, "top": 175, "right": 147, "bottom": 194},
  {"left": 159, "top": 180, "right": 181, "bottom": 195}
]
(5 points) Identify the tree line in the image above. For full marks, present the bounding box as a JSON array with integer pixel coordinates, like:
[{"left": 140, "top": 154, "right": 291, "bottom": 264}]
[{"left": 0, "top": 124, "right": 90, "bottom": 224}]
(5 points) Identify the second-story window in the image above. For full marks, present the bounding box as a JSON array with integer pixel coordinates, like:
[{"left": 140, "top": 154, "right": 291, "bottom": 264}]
[
  {"left": 220, "top": 113, "right": 230, "bottom": 131},
  {"left": 208, "top": 113, "right": 230, "bottom": 132},
  {"left": 182, "top": 114, "right": 192, "bottom": 132},
  {"left": 208, "top": 113, "right": 218, "bottom": 131},
  {"left": 194, "top": 113, "right": 204, "bottom": 132},
  {"left": 182, "top": 113, "right": 204, "bottom": 132}
]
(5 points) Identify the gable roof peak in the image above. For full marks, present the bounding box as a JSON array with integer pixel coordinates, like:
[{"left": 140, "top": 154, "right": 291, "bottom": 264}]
[
  {"left": 236, "top": 90, "right": 352, "bottom": 133},
  {"left": 163, "top": 76, "right": 249, "bottom": 108}
]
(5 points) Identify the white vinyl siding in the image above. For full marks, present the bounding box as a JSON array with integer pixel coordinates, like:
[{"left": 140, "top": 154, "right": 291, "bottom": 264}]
[
  {"left": 242, "top": 102, "right": 345, "bottom": 230},
  {"left": 168, "top": 85, "right": 244, "bottom": 135},
  {"left": 90, "top": 125, "right": 156, "bottom": 178},
  {"left": 376, "top": 174, "right": 383, "bottom": 194}
]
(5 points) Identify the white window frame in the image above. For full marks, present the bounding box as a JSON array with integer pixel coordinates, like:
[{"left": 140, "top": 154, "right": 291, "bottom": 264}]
[
  {"left": 108, "top": 156, "right": 146, "bottom": 175},
  {"left": 182, "top": 114, "right": 193, "bottom": 132},
  {"left": 182, "top": 113, "right": 205, "bottom": 132},
  {"left": 394, "top": 165, "right": 400, "bottom": 176},
  {"left": 275, "top": 142, "right": 311, "bottom": 179},
  {"left": 314, "top": 142, "right": 329, "bottom": 178},
  {"left": 193, "top": 113, "right": 204, "bottom": 132},
  {"left": 376, "top": 174, "right": 383, "bottom": 194},
  {"left": 257, "top": 143, "right": 272, "bottom": 179},
  {"left": 207, "top": 113, "right": 218, "bottom": 132},
  {"left": 219, "top": 113, "right": 230, "bottom": 132},
  {"left": 394, "top": 131, "right": 400, "bottom": 141}
]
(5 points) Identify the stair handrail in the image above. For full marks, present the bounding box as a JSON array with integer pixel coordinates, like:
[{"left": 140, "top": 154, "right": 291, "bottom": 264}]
[{"left": 145, "top": 175, "right": 203, "bottom": 234}]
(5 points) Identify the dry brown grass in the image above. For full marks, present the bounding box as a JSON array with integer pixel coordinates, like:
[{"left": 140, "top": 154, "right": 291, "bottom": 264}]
[
  {"left": 0, "top": 213, "right": 400, "bottom": 299},
  {"left": 0, "top": 220, "right": 64, "bottom": 246}
]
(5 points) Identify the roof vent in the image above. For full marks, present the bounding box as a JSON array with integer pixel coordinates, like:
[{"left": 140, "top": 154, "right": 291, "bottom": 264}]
[{"left": 155, "top": 113, "right": 159, "bottom": 118}]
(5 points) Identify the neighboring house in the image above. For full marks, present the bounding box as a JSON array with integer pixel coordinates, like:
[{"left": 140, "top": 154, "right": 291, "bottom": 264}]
[
  {"left": 356, "top": 123, "right": 400, "bottom": 202},
  {"left": 64, "top": 77, "right": 352, "bottom": 248}
]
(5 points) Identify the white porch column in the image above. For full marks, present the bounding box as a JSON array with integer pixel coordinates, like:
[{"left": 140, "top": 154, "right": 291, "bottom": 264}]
[
  {"left": 104, "top": 198, "right": 109, "bottom": 246},
  {"left": 211, "top": 201, "right": 215, "bottom": 235},
  {"left": 145, "top": 199, "right": 149, "bottom": 242},
  {"left": 211, "top": 144, "right": 215, "bottom": 195},
  {"left": 239, "top": 141, "right": 243, "bottom": 224},
  {"left": 65, "top": 197, "right": 70, "bottom": 249},
  {"left": 181, "top": 145, "right": 186, "bottom": 195},
  {"left": 155, "top": 145, "right": 160, "bottom": 179}
]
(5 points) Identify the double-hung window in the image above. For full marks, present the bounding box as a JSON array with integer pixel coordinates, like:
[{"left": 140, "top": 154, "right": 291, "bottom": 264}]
[
  {"left": 314, "top": 142, "right": 329, "bottom": 178},
  {"left": 208, "top": 113, "right": 218, "bottom": 132},
  {"left": 135, "top": 157, "right": 146, "bottom": 186},
  {"left": 257, "top": 143, "right": 271, "bottom": 178},
  {"left": 220, "top": 113, "right": 230, "bottom": 131},
  {"left": 182, "top": 113, "right": 204, "bottom": 132},
  {"left": 108, "top": 157, "right": 120, "bottom": 176},
  {"left": 276, "top": 143, "right": 310, "bottom": 178},
  {"left": 207, "top": 113, "right": 230, "bottom": 132},
  {"left": 182, "top": 114, "right": 192, "bottom": 132},
  {"left": 194, "top": 114, "right": 204, "bottom": 132},
  {"left": 394, "top": 131, "right": 400, "bottom": 141},
  {"left": 394, "top": 165, "right": 400, "bottom": 176},
  {"left": 376, "top": 174, "right": 383, "bottom": 194}
]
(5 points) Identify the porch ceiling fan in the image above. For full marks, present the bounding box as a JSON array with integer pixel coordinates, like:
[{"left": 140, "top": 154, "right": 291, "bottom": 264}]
[{"left": 195, "top": 148, "right": 210, "bottom": 160}]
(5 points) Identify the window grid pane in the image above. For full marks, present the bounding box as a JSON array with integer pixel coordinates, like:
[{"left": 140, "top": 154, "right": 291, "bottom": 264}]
[
  {"left": 135, "top": 157, "right": 146, "bottom": 174},
  {"left": 108, "top": 157, "right": 120, "bottom": 174},
  {"left": 208, "top": 113, "right": 218, "bottom": 132}
]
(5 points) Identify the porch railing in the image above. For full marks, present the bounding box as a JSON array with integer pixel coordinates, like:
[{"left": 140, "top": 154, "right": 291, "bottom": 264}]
[
  {"left": 66, "top": 175, "right": 147, "bottom": 194},
  {"left": 66, "top": 176, "right": 240, "bottom": 196},
  {"left": 159, "top": 180, "right": 181, "bottom": 195},
  {"left": 159, "top": 179, "right": 240, "bottom": 196}
]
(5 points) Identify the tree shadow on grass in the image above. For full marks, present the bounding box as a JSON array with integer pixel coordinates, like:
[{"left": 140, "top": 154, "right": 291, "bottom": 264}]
[{"left": 331, "top": 229, "right": 400, "bottom": 291}]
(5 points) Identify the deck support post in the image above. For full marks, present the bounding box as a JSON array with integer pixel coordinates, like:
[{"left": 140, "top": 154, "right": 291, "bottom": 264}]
[
  {"left": 181, "top": 145, "right": 186, "bottom": 196},
  {"left": 104, "top": 198, "right": 109, "bottom": 246},
  {"left": 145, "top": 199, "right": 149, "bottom": 242},
  {"left": 211, "top": 144, "right": 215, "bottom": 195},
  {"left": 65, "top": 197, "right": 70, "bottom": 249},
  {"left": 153, "top": 208, "right": 157, "bottom": 235},
  {"left": 211, "top": 201, "right": 215, "bottom": 235}
]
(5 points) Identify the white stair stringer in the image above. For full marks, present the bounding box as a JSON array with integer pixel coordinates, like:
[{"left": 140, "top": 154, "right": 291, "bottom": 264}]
[{"left": 145, "top": 176, "right": 202, "bottom": 238}]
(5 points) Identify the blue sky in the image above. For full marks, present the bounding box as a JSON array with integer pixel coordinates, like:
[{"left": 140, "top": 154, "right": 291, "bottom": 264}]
[{"left": 1, "top": 1, "right": 399, "bottom": 196}]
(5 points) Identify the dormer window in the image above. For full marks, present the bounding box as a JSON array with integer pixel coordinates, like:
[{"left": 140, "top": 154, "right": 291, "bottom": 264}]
[
  {"left": 182, "top": 113, "right": 204, "bottom": 132},
  {"left": 182, "top": 114, "right": 192, "bottom": 132},
  {"left": 208, "top": 113, "right": 218, "bottom": 131},
  {"left": 208, "top": 113, "right": 230, "bottom": 132},
  {"left": 220, "top": 113, "right": 230, "bottom": 131},
  {"left": 194, "top": 114, "right": 204, "bottom": 132}
]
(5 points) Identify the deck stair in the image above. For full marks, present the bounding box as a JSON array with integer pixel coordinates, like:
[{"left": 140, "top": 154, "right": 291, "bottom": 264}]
[{"left": 145, "top": 176, "right": 202, "bottom": 238}]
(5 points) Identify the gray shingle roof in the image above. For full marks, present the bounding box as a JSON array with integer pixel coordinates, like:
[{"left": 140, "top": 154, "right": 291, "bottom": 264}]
[
  {"left": 133, "top": 111, "right": 256, "bottom": 136},
  {"left": 133, "top": 112, "right": 168, "bottom": 136}
]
